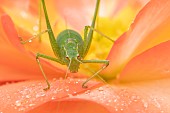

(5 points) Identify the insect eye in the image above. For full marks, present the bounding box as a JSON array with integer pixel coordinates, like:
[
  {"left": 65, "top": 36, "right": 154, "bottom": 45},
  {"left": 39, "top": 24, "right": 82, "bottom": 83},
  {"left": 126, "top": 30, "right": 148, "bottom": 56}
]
[
  {"left": 66, "top": 56, "right": 69, "bottom": 60},
  {"left": 77, "top": 55, "right": 81, "bottom": 59}
]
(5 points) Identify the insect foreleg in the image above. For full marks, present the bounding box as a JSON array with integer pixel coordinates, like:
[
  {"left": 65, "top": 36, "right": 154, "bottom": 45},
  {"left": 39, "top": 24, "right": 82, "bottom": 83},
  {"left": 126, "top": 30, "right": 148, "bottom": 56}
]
[
  {"left": 20, "top": 29, "right": 49, "bottom": 44},
  {"left": 81, "top": 59, "right": 109, "bottom": 88},
  {"left": 36, "top": 53, "right": 64, "bottom": 90}
]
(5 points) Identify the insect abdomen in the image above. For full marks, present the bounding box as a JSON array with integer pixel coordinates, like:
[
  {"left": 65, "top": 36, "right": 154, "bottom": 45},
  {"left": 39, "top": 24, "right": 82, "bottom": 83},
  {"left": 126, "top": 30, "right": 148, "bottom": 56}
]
[{"left": 56, "top": 29, "right": 84, "bottom": 61}]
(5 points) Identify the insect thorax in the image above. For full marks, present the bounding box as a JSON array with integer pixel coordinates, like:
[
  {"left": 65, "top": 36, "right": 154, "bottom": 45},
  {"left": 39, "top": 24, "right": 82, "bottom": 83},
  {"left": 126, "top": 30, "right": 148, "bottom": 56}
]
[{"left": 56, "top": 29, "right": 84, "bottom": 72}]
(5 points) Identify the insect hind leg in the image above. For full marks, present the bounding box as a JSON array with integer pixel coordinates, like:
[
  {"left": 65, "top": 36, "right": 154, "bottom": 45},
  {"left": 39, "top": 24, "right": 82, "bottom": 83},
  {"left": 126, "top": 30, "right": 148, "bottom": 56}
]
[
  {"left": 86, "top": 25, "right": 115, "bottom": 42},
  {"left": 81, "top": 59, "right": 109, "bottom": 88}
]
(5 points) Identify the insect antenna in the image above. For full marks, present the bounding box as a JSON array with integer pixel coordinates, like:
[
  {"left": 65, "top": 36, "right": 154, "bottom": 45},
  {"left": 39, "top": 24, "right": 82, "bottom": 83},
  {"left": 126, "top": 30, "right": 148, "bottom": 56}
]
[
  {"left": 38, "top": 0, "right": 42, "bottom": 42},
  {"left": 64, "top": 16, "right": 68, "bottom": 30}
]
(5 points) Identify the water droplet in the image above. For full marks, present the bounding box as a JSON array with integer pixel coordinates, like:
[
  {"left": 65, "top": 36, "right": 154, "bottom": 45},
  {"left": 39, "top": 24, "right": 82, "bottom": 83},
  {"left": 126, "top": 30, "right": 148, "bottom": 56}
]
[
  {"left": 25, "top": 95, "right": 31, "bottom": 99},
  {"left": 28, "top": 40, "right": 32, "bottom": 43},
  {"left": 152, "top": 98, "right": 161, "bottom": 108},
  {"left": 142, "top": 100, "right": 148, "bottom": 108},
  {"left": 161, "top": 110, "right": 164, "bottom": 113},
  {"left": 29, "top": 103, "right": 35, "bottom": 107},
  {"left": 131, "top": 95, "right": 139, "bottom": 102},
  {"left": 36, "top": 92, "right": 46, "bottom": 98},
  {"left": 68, "top": 94, "right": 73, "bottom": 97},
  {"left": 113, "top": 99, "right": 117, "bottom": 102},
  {"left": 18, "top": 107, "right": 25, "bottom": 111},
  {"left": 75, "top": 81, "right": 79, "bottom": 84},
  {"left": 15, "top": 100, "right": 21, "bottom": 107},
  {"left": 51, "top": 96, "right": 56, "bottom": 100},
  {"left": 53, "top": 78, "right": 57, "bottom": 81},
  {"left": 120, "top": 108, "right": 124, "bottom": 111},
  {"left": 33, "top": 25, "right": 39, "bottom": 31},
  {"left": 65, "top": 88, "right": 69, "bottom": 92},
  {"left": 98, "top": 87, "right": 104, "bottom": 92},
  {"left": 85, "top": 90, "right": 91, "bottom": 95},
  {"left": 108, "top": 99, "right": 112, "bottom": 103},
  {"left": 115, "top": 108, "right": 118, "bottom": 111}
]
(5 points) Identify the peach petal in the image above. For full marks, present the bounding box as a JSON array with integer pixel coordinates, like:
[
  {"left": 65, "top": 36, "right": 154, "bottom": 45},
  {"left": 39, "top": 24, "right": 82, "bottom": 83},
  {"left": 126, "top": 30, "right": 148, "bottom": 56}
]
[
  {"left": 1, "top": 78, "right": 170, "bottom": 113},
  {"left": 0, "top": 79, "right": 102, "bottom": 113},
  {"left": 0, "top": 0, "right": 39, "bottom": 16},
  {"left": 28, "top": 99, "right": 110, "bottom": 113},
  {"left": 1, "top": 14, "right": 24, "bottom": 51},
  {"left": 0, "top": 44, "right": 65, "bottom": 81},
  {"left": 103, "top": 0, "right": 170, "bottom": 79},
  {"left": 54, "top": 0, "right": 95, "bottom": 30},
  {"left": 119, "top": 40, "right": 170, "bottom": 82},
  {"left": 0, "top": 14, "right": 67, "bottom": 81}
]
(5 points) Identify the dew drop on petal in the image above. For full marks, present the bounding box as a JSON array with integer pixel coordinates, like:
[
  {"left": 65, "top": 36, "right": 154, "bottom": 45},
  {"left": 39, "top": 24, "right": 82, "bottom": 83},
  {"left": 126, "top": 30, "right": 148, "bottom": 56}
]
[
  {"left": 28, "top": 103, "right": 35, "bottom": 107},
  {"left": 33, "top": 25, "right": 39, "bottom": 31},
  {"left": 15, "top": 100, "right": 21, "bottom": 107},
  {"left": 18, "top": 107, "right": 25, "bottom": 112},
  {"left": 51, "top": 96, "right": 56, "bottom": 100},
  {"left": 85, "top": 90, "right": 91, "bottom": 95},
  {"left": 25, "top": 95, "right": 31, "bottom": 99},
  {"left": 75, "top": 81, "right": 79, "bottom": 84},
  {"left": 142, "top": 99, "right": 148, "bottom": 109},
  {"left": 120, "top": 108, "right": 124, "bottom": 111},
  {"left": 65, "top": 88, "right": 69, "bottom": 92},
  {"left": 68, "top": 94, "right": 73, "bottom": 97},
  {"left": 36, "top": 92, "right": 46, "bottom": 98},
  {"left": 98, "top": 87, "right": 104, "bottom": 92},
  {"left": 108, "top": 99, "right": 112, "bottom": 103},
  {"left": 53, "top": 78, "right": 57, "bottom": 81}
]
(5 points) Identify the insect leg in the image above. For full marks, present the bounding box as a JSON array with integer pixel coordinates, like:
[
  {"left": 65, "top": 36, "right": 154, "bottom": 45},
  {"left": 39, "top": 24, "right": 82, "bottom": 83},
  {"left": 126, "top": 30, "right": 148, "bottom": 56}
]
[
  {"left": 20, "top": 29, "right": 49, "bottom": 44},
  {"left": 36, "top": 53, "right": 64, "bottom": 90},
  {"left": 38, "top": 0, "right": 42, "bottom": 42},
  {"left": 86, "top": 25, "right": 115, "bottom": 42},
  {"left": 81, "top": 59, "right": 109, "bottom": 88},
  {"left": 83, "top": 0, "right": 100, "bottom": 57},
  {"left": 41, "top": 0, "right": 59, "bottom": 57}
]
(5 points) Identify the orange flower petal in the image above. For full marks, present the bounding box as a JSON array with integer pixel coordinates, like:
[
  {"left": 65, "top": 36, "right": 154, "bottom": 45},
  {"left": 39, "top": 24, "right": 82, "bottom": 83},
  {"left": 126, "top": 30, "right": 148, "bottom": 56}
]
[
  {"left": 0, "top": 43, "right": 65, "bottom": 81},
  {"left": 1, "top": 14, "right": 24, "bottom": 51},
  {"left": 1, "top": 78, "right": 169, "bottom": 112},
  {"left": 119, "top": 40, "right": 170, "bottom": 82},
  {"left": 54, "top": 0, "right": 96, "bottom": 30},
  {"left": 103, "top": 0, "right": 170, "bottom": 79},
  {"left": 0, "top": 0, "right": 39, "bottom": 16},
  {"left": 0, "top": 79, "right": 102, "bottom": 112}
]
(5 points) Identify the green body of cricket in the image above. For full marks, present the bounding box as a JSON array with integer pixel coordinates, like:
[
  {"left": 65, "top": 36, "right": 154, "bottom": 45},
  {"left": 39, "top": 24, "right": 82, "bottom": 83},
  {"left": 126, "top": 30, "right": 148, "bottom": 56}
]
[{"left": 21, "top": 0, "right": 110, "bottom": 90}]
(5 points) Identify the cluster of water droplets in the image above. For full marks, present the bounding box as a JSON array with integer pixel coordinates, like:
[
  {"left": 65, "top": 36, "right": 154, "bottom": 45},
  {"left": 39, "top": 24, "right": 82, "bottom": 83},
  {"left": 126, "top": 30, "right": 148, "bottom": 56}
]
[
  {"left": 0, "top": 77, "right": 167, "bottom": 113},
  {"left": 7, "top": 77, "right": 84, "bottom": 112},
  {"left": 74, "top": 85, "right": 167, "bottom": 112},
  {"left": 12, "top": 83, "right": 45, "bottom": 112}
]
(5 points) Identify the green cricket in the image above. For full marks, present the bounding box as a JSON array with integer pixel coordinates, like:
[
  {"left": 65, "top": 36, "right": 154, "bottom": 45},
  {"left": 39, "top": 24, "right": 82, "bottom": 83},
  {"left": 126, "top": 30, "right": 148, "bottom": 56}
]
[{"left": 21, "top": 0, "right": 113, "bottom": 90}]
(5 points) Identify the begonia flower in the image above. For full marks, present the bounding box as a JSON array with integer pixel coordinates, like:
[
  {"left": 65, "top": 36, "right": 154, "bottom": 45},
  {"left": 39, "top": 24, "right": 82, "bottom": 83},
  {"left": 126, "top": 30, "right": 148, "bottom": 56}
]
[{"left": 1, "top": 0, "right": 170, "bottom": 113}]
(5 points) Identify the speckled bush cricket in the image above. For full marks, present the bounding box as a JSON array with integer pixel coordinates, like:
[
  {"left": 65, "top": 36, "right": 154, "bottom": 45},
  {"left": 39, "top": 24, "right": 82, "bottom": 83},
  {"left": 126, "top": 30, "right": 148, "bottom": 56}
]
[{"left": 20, "top": 0, "right": 114, "bottom": 90}]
